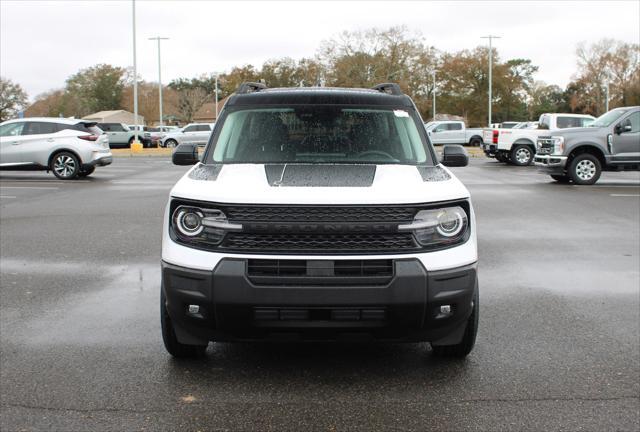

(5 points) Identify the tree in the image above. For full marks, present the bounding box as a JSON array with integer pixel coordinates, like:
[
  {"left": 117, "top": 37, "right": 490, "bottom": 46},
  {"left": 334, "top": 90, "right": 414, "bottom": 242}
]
[
  {"left": 0, "top": 77, "right": 28, "bottom": 122},
  {"left": 65, "top": 64, "right": 126, "bottom": 116},
  {"left": 568, "top": 39, "right": 640, "bottom": 115},
  {"left": 527, "top": 81, "right": 565, "bottom": 118},
  {"left": 168, "top": 77, "right": 214, "bottom": 122}
]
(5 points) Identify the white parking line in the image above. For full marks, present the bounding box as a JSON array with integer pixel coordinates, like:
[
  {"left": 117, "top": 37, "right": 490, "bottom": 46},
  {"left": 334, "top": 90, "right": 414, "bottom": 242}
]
[
  {"left": 610, "top": 194, "right": 640, "bottom": 197},
  {"left": 0, "top": 186, "right": 59, "bottom": 190},
  {"left": 0, "top": 195, "right": 16, "bottom": 199}
]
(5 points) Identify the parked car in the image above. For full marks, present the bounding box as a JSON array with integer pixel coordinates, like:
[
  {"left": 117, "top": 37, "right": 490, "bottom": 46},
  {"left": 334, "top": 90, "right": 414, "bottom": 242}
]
[
  {"left": 425, "top": 120, "right": 484, "bottom": 146},
  {"left": 160, "top": 123, "right": 214, "bottom": 148},
  {"left": 0, "top": 117, "right": 112, "bottom": 179},
  {"left": 482, "top": 113, "right": 596, "bottom": 165},
  {"left": 97, "top": 122, "right": 152, "bottom": 148},
  {"left": 148, "top": 125, "right": 180, "bottom": 146},
  {"left": 498, "top": 121, "right": 520, "bottom": 129},
  {"left": 534, "top": 106, "right": 640, "bottom": 184},
  {"left": 161, "top": 82, "right": 479, "bottom": 359}
]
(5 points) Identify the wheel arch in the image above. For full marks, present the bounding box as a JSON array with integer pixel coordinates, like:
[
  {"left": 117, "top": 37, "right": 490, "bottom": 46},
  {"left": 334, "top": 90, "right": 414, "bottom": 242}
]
[
  {"left": 567, "top": 144, "right": 606, "bottom": 167},
  {"left": 48, "top": 148, "right": 83, "bottom": 168},
  {"left": 512, "top": 138, "right": 535, "bottom": 151},
  {"left": 468, "top": 135, "right": 483, "bottom": 145}
]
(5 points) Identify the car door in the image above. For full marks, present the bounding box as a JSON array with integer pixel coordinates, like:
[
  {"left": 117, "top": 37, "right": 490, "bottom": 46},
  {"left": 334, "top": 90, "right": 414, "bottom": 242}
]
[
  {"left": 181, "top": 125, "right": 198, "bottom": 144},
  {"left": 20, "top": 121, "right": 60, "bottom": 164},
  {"left": 196, "top": 125, "right": 212, "bottom": 145},
  {"left": 429, "top": 123, "right": 450, "bottom": 145},
  {"left": 447, "top": 122, "right": 464, "bottom": 143},
  {"left": 611, "top": 111, "right": 640, "bottom": 163},
  {"left": 0, "top": 121, "right": 27, "bottom": 164}
]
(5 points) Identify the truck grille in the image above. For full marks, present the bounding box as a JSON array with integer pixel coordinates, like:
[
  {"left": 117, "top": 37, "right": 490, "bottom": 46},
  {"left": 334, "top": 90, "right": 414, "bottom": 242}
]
[
  {"left": 225, "top": 205, "right": 417, "bottom": 222},
  {"left": 223, "top": 232, "right": 418, "bottom": 254},
  {"left": 170, "top": 201, "right": 470, "bottom": 255}
]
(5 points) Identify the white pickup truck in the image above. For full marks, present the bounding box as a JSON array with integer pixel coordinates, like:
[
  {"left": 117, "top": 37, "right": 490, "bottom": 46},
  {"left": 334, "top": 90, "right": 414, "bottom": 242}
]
[
  {"left": 425, "top": 121, "right": 484, "bottom": 146},
  {"left": 482, "top": 113, "right": 595, "bottom": 165}
]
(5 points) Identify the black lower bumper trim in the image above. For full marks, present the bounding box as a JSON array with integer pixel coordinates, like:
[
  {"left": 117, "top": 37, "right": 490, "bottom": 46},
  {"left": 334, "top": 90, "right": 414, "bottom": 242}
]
[{"left": 161, "top": 259, "right": 477, "bottom": 344}]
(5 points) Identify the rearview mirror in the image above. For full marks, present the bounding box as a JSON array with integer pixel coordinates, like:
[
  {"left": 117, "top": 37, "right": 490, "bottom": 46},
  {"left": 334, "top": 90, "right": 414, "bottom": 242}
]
[
  {"left": 172, "top": 143, "right": 199, "bottom": 166},
  {"left": 441, "top": 145, "right": 469, "bottom": 167}
]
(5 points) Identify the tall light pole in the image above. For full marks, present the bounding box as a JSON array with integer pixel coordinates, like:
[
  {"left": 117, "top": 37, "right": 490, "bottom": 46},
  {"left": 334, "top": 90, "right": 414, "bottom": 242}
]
[
  {"left": 132, "top": 0, "right": 139, "bottom": 144},
  {"left": 214, "top": 74, "right": 219, "bottom": 120},
  {"left": 432, "top": 70, "right": 437, "bottom": 120},
  {"left": 149, "top": 36, "right": 169, "bottom": 126},
  {"left": 481, "top": 35, "right": 501, "bottom": 127}
]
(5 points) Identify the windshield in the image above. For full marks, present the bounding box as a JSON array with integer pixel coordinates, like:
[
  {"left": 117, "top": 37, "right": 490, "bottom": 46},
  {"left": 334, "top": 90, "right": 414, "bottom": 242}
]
[
  {"left": 207, "top": 106, "right": 434, "bottom": 165},
  {"left": 589, "top": 109, "right": 629, "bottom": 128}
]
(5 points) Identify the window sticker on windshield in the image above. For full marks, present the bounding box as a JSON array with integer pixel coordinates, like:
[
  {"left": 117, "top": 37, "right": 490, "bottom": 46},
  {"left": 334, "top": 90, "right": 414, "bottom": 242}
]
[{"left": 394, "top": 110, "right": 409, "bottom": 118}]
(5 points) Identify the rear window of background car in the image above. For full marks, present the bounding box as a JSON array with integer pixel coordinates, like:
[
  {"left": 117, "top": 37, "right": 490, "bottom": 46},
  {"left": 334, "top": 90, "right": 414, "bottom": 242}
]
[{"left": 22, "top": 122, "right": 58, "bottom": 135}]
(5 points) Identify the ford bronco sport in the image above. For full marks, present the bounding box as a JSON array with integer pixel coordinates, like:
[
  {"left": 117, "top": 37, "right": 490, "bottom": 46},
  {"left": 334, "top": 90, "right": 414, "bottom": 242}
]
[{"left": 161, "top": 83, "right": 479, "bottom": 358}]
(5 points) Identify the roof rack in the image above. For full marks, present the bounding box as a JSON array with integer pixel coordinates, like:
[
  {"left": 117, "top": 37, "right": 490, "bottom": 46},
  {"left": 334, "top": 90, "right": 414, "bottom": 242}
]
[
  {"left": 237, "top": 82, "right": 267, "bottom": 94},
  {"left": 371, "top": 83, "right": 403, "bottom": 96}
]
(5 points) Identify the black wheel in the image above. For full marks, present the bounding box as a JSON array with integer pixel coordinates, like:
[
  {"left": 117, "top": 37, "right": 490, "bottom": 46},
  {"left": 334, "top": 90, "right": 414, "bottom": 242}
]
[
  {"left": 78, "top": 166, "right": 95, "bottom": 177},
  {"left": 550, "top": 174, "right": 570, "bottom": 183},
  {"left": 568, "top": 153, "right": 601, "bottom": 185},
  {"left": 128, "top": 136, "right": 135, "bottom": 147},
  {"left": 432, "top": 287, "right": 479, "bottom": 358},
  {"left": 50, "top": 151, "right": 80, "bottom": 180},
  {"left": 161, "top": 288, "right": 207, "bottom": 358},
  {"left": 510, "top": 144, "right": 534, "bottom": 166},
  {"left": 469, "top": 138, "right": 482, "bottom": 147},
  {"left": 165, "top": 139, "right": 178, "bottom": 148}
]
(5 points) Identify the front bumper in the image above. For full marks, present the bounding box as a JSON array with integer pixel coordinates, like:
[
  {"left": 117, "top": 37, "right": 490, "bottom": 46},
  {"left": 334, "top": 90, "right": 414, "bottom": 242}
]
[
  {"left": 162, "top": 259, "right": 478, "bottom": 344},
  {"left": 534, "top": 154, "right": 567, "bottom": 174}
]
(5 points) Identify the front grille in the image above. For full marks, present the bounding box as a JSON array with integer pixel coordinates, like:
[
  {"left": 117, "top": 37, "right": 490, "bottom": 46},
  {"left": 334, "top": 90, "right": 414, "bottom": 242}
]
[
  {"left": 224, "top": 232, "right": 418, "bottom": 253},
  {"left": 170, "top": 200, "right": 470, "bottom": 255},
  {"left": 225, "top": 205, "right": 417, "bottom": 222}
]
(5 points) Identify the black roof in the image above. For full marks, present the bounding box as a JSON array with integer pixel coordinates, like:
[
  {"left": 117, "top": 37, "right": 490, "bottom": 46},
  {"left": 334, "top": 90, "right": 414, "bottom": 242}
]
[{"left": 226, "top": 87, "right": 413, "bottom": 107}]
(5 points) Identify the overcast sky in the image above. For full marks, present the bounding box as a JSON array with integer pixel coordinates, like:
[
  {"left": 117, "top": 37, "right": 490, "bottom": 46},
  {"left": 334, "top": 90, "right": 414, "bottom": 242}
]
[{"left": 1, "top": 0, "right": 639, "bottom": 100}]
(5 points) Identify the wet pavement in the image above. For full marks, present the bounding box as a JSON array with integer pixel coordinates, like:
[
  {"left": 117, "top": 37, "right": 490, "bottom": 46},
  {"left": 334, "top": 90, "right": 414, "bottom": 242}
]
[{"left": 1, "top": 157, "right": 639, "bottom": 431}]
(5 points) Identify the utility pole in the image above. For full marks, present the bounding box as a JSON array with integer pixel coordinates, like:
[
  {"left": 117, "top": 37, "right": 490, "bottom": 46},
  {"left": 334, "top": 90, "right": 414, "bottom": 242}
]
[
  {"left": 214, "top": 74, "right": 219, "bottom": 121},
  {"left": 132, "top": 0, "right": 139, "bottom": 144},
  {"left": 481, "top": 35, "right": 501, "bottom": 127},
  {"left": 432, "top": 70, "right": 436, "bottom": 120},
  {"left": 149, "top": 36, "right": 169, "bottom": 127}
]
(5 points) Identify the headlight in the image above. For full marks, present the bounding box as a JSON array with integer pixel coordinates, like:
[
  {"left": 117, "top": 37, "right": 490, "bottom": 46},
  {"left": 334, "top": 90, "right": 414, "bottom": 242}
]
[
  {"left": 171, "top": 205, "right": 242, "bottom": 246},
  {"left": 399, "top": 205, "right": 469, "bottom": 248},
  {"left": 550, "top": 136, "right": 564, "bottom": 154}
]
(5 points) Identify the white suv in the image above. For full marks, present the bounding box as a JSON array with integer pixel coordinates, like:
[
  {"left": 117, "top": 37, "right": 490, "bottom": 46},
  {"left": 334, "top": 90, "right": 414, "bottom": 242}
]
[
  {"left": 161, "top": 83, "right": 478, "bottom": 358},
  {"left": 160, "top": 123, "right": 214, "bottom": 148},
  {"left": 0, "top": 117, "right": 112, "bottom": 179}
]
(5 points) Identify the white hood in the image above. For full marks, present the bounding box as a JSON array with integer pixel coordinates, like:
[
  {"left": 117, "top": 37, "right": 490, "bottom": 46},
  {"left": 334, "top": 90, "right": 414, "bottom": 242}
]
[{"left": 170, "top": 163, "right": 469, "bottom": 205}]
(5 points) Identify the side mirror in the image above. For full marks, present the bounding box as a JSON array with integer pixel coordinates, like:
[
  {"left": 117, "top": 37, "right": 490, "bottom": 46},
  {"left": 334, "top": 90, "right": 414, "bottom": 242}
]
[
  {"left": 172, "top": 143, "right": 199, "bottom": 166},
  {"left": 441, "top": 144, "right": 469, "bottom": 167},
  {"left": 614, "top": 124, "right": 623, "bottom": 135}
]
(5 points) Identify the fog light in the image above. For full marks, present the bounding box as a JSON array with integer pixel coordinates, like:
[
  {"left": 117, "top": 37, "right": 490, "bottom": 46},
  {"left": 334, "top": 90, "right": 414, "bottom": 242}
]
[
  {"left": 188, "top": 305, "right": 200, "bottom": 314},
  {"left": 440, "top": 305, "right": 451, "bottom": 315}
]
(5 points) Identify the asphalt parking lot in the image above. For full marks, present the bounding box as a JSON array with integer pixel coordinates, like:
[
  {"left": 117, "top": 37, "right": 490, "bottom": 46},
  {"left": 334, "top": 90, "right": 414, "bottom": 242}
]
[{"left": 1, "top": 157, "right": 639, "bottom": 431}]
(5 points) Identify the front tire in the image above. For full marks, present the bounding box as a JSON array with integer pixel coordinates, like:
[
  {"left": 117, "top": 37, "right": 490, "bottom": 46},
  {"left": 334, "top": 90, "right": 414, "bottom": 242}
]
[
  {"left": 161, "top": 289, "right": 207, "bottom": 358},
  {"left": 50, "top": 152, "right": 80, "bottom": 180},
  {"left": 510, "top": 144, "right": 534, "bottom": 166},
  {"left": 432, "top": 287, "right": 479, "bottom": 358},
  {"left": 469, "top": 137, "right": 482, "bottom": 147},
  {"left": 569, "top": 153, "right": 601, "bottom": 185},
  {"left": 165, "top": 139, "right": 178, "bottom": 148}
]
